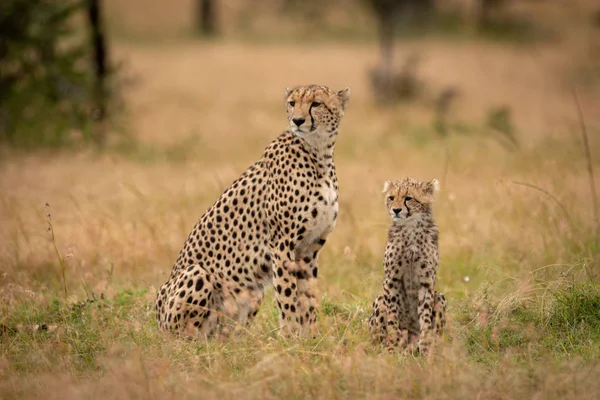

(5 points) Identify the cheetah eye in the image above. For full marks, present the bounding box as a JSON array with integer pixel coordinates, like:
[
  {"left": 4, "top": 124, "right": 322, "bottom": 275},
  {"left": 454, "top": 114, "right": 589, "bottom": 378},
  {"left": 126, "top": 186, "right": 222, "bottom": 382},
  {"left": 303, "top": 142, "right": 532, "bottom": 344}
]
[
  {"left": 311, "top": 102, "right": 322, "bottom": 107},
  {"left": 405, "top": 196, "right": 413, "bottom": 201},
  {"left": 288, "top": 101, "right": 295, "bottom": 107},
  {"left": 387, "top": 196, "right": 394, "bottom": 201}
]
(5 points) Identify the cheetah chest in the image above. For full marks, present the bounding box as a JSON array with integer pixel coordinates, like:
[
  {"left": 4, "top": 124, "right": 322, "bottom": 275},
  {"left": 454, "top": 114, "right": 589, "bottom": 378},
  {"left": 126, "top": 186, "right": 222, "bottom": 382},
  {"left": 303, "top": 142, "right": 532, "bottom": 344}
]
[{"left": 306, "top": 181, "right": 338, "bottom": 243}]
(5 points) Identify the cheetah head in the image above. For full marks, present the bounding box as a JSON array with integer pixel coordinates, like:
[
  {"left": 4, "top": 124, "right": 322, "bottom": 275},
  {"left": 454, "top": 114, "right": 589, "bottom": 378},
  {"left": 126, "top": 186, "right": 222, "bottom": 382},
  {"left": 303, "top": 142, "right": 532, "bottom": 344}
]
[
  {"left": 382, "top": 177, "right": 439, "bottom": 223},
  {"left": 284, "top": 85, "right": 351, "bottom": 138}
]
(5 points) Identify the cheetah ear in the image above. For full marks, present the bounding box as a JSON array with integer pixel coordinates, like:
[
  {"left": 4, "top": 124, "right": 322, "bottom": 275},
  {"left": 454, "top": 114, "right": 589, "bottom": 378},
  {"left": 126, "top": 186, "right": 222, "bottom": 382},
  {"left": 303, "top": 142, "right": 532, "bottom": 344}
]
[
  {"left": 337, "top": 87, "right": 351, "bottom": 109},
  {"left": 382, "top": 180, "right": 392, "bottom": 193},
  {"left": 284, "top": 87, "right": 293, "bottom": 98},
  {"left": 426, "top": 179, "right": 440, "bottom": 195}
]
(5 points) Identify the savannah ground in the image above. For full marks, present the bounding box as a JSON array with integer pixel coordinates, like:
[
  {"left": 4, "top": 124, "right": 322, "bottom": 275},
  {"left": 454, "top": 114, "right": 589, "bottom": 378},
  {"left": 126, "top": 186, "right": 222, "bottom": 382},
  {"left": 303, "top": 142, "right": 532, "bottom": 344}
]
[{"left": 1, "top": 1, "right": 600, "bottom": 398}]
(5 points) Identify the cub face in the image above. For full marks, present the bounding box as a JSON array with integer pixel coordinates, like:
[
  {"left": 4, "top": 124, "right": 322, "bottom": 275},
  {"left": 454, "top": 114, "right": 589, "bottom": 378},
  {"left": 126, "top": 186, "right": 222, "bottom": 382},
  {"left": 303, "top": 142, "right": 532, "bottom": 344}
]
[
  {"left": 284, "top": 85, "right": 351, "bottom": 138},
  {"left": 383, "top": 177, "right": 439, "bottom": 223}
]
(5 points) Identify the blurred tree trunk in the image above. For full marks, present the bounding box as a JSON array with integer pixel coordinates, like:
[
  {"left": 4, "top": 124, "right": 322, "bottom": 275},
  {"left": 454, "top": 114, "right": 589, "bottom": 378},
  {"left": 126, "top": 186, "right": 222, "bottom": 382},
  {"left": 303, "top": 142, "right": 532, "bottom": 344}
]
[
  {"left": 378, "top": 10, "right": 395, "bottom": 93},
  {"left": 196, "top": 0, "right": 217, "bottom": 36},
  {"left": 367, "top": 0, "right": 434, "bottom": 103},
  {"left": 478, "top": 0, "right": 505, "bottom": 28},
  {"left": 87, "top": 0, "right": 108, "bottom": 142},
  {"left": 367, "top": 0, "right": 404, "bottom": 100},
  {"left": 40, "top": 36, "right": 58, "bottom": 102},
  {"left": 0, "top": 13, "right": 9, "bottom": 137}
]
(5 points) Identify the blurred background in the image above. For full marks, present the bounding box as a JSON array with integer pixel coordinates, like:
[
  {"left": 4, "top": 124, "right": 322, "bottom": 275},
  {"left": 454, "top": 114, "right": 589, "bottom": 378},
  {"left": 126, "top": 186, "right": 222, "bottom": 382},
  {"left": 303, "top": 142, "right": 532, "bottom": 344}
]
[{"left": 1, "top": 0, "right": 599, "bottom": 149}]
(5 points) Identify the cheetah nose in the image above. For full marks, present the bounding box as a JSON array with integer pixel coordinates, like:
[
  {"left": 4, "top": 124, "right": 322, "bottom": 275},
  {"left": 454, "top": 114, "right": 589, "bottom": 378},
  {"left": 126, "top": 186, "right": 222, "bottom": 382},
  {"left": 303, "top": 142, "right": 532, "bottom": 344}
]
[
  {"left": 393, "top": 208, "right": 402, "bottom": 215},
  {"left": 292, "top": 118, "right": 305, "bottom": 127}
]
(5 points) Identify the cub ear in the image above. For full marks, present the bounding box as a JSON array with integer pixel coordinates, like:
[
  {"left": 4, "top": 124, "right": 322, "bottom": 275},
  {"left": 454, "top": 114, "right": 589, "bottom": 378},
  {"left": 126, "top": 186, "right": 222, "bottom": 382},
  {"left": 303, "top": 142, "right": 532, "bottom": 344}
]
[
  {"left": 425, "top": 179, "right": 440, "bottom": 195},
  {"left": 337, "top": 87, "right": 351, "bottom": 109},
  {"left": 382, "top": 180, "right": 392, "bottom": 193}
]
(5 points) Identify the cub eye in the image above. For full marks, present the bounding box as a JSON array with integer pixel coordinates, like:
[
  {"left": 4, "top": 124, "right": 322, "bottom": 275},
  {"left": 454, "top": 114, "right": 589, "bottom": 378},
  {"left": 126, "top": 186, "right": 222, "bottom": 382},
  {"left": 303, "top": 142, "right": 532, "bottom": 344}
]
[
  {"left": 387, "top": 196, "right": 394, "bottom": 201},
  {"left": 405, "top": 196, "right": 413, "bottom": 201},
  {"left": 311, "top": 102, "right": 322, "bottom": 107},
  {"left": 288, "top": 101, "right": 295, "bottom": 107}
]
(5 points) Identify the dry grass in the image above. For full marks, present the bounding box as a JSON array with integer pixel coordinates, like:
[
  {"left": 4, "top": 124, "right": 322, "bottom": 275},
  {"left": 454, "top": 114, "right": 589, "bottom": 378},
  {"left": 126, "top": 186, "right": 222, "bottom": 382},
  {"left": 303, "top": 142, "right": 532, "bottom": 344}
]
[{"left": 1, "top": 5, "right": 600, "bottom": 397}]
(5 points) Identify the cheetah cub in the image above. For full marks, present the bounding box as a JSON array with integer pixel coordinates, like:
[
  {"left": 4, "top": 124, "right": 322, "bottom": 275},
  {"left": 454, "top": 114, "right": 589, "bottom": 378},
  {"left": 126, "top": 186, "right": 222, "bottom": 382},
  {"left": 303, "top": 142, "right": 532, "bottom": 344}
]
[{"left": 369, "top": 177, "right": 447, "bottom": 354}]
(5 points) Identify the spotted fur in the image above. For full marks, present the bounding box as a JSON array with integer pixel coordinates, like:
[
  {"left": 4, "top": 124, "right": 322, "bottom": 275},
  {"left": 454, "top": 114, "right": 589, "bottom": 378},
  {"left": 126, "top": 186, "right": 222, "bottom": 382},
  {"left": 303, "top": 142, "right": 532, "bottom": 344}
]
[
  {"left": 369, "top": 177, "right": 447, "bottom": 354},
  {"left": 155, "top": 84, "right": 351, "bottom": 338}
]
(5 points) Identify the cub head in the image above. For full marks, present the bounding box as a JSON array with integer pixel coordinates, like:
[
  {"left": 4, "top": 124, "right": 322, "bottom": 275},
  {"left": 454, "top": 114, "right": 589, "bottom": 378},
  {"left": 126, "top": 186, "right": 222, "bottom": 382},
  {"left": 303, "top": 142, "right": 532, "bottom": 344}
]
[
  {"left": 284, "top": 85, "right": 351, "bottom": 138},
  {"left": 382, "top": 177, "right": 439, "bottom": 223}
]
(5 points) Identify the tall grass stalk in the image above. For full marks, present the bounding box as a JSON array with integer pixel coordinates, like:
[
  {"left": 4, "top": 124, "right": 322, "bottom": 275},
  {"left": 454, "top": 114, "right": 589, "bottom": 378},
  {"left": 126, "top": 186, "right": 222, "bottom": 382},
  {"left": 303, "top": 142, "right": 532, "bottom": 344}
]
[
  {"left": 507, "top": 180, "right": 573, "bottom": 228},
  {"left": 45, "top": 203, "right": 68, "bottom": 299},
  {"left": 572, "top": 88, "right": 599, "bottom": 237}
]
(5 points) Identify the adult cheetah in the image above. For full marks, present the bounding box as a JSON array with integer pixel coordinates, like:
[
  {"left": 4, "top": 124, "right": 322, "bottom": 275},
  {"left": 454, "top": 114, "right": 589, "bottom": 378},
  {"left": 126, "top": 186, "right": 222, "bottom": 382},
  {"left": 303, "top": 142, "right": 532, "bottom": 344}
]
[
  {"left": 155, "top": 85, "right": 351, "bottom": 338},
  {"left": 369, "top": 177, "right": 447, "bottom": 354}
]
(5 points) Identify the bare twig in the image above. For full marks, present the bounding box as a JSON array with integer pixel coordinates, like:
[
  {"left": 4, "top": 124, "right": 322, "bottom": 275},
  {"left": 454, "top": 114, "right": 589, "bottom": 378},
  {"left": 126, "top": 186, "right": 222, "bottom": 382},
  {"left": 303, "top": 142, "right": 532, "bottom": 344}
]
[
  {"left": 0, "top": 267, "right": 20, "bottom": 285},
  {"left": 572, "top": 89, "right": 599, "bottom": 236}
]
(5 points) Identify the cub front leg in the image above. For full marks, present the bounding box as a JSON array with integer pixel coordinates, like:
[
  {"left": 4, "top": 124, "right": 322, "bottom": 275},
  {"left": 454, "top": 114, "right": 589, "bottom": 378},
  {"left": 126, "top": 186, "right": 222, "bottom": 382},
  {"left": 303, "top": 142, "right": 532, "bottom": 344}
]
[
  {"left": 417, "top": 283, "right": 436, "bottom": 354},
  {"left": 369, "top": 294, "right": 388, "bottom": 343},
  {"left": 384, "top": 300, "right": 406, "bottom": 351},
  {"left": 433, "top": 290, "right": 447, "bottom": 334}
]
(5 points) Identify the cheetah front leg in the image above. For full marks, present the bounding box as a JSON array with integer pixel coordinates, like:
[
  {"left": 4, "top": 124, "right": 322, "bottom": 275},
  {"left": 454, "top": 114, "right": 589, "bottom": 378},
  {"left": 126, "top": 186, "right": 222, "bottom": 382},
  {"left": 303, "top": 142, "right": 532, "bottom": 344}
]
[
  {"left": 294, "top": 257, "right": 320, "bottom": 336},
  {"left": 284, "top": 259, "right": 317, "bottom": 336},
  {"left": 272, "top": 250, "right": 306, "bottom": 337},
  {"left": 293, "top": 234, "right": 332, "bottom": 337},
  {"left": 271, "top": 230, "right": 328, "bottom": 337}
]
